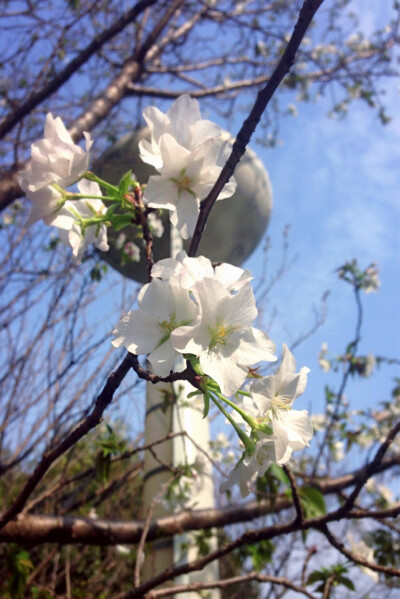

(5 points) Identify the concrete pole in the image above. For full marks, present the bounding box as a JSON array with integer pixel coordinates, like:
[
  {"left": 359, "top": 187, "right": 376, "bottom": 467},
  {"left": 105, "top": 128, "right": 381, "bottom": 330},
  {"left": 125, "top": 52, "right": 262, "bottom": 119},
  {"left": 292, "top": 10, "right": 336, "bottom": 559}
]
[{"left": 141, "top": 226, "right": 221, "bottom": 597}]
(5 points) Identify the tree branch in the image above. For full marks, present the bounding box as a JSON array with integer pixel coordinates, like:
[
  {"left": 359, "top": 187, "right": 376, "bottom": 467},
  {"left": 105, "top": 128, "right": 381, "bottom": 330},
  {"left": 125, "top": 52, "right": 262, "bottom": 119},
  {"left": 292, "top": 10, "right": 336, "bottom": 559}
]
[
  {"left": 1, "top": 456, "right": 398, "bottom": 544},
  {"left": 145, "top": 572, "right": 317, "bottom": 599},
  {"left": 319, "top": 523, "right": 400, "bottom": 578},
  {"left": 0, "top": 352, "right": 135, "bottom": 531},
  {"left": 0, "top": 0, "right": 158, "bottom": 140},
  {"left": 188, "top": 0, "right": 325, "bottom": 257}
]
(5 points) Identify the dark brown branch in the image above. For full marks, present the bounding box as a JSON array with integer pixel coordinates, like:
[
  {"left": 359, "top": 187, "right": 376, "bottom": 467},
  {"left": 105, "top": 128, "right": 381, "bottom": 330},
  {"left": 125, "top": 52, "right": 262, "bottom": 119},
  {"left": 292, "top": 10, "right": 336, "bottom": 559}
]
[
  {"left": 320, "top": 523, "right": 400, "bottom": 578},
  {"left": 130, "top": 354, "right": 200, "bottom": 388},
  {"left": 283, "top": 465, "right": 304, "bottom": 523},
  {"left": 1, "top": 456, "right": 398, "bottom": 545},
  {"left": 337, "top": 419, "right": 400, "bottom": 514},
  {"left": 188, "top": 0, "right": 325, "bottom": 257},
  {"left": 0, "top": 352, "right": 135, "bottom": 531}
]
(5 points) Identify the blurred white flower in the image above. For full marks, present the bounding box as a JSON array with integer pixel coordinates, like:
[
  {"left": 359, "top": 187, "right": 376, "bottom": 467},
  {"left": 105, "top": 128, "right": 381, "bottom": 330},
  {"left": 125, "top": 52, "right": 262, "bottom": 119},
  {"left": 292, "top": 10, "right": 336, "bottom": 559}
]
[
  {"left": 115, "top": 232, "right": 127, "bottom": 249},
  {"left": 123, "top": 241, "right": 140, "bottom": 262},
  {"left": 363, "top": 354, "right": 376, "bottom": 378},
  {"left": 318, "top": 342, "right": 330, "bottom": 372},
  {"left": 18, "top": 113, "right": 92, "bottom": 195},
  {"left": 311, "top": 413, "right": 326, "bottom": 431},
  {"left": 147, "top": 211, "right": 164, "bottom": 238},
  {"left": 362, "top": 264, "right": 380, "bottom": 293},
  {"left": 377, "top": 484, "right": 394, "bottom": 505},
  {"left": 332, "top": 441, "right": 345, "bottom": 462},
  {"left": 115, "top": 545, "right": 131, "bottom": 555},
  {"left": 348, "top": 535, "right": 379, "bottom": 583}
]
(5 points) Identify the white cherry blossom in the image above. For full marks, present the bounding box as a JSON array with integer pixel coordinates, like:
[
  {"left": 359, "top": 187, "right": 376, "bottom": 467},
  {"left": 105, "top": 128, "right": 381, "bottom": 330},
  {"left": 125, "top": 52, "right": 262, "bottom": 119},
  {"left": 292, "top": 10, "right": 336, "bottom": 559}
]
[
  {"left": 24, "top": 185, "right": 63, "bottom": 227},
  {"left": 18, "top": 113, "right": 92, "bottom": 194},
  {"left": 139, "top": 94, "right": 222, "bottom": 170},
  {"left": 152, "top": 250, "right": 251, "bottom": 291},
  {"left": 245, "top": 344, "right": 313, "bottom": 464},
  {"left": 112, "top": 279, "right": 198, "bottom": 377},
  {"left": 219, "top": 438, "right": 274, "bottom": 498},
  {"left": 53, "top": 180, "right": 109, "bottom": 263},
  {"left": 144, "top": 134, "right": 236, "bottom": 239},
  {"left": 171, "top": 277, "right": 276, "bottom": 396}
]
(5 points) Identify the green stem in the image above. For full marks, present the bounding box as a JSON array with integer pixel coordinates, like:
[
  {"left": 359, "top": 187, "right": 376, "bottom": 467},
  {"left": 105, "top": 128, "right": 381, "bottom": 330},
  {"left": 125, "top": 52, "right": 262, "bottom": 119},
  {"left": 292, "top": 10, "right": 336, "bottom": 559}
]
[
  {"left": 209, "top": 392, "right": 254, "bottom": 452},
  {"left": 80, "top": 216, "right": 110, "bottom": 227},
  {"left": 83, "top": 171, "right": 120, "bottom": 195},
  {"left": 210, "top": 387, "right": 258, "bottom": 431},
  {"left": 236, "top": 389, "right": 252, "bottom": 398},
  {"left": 66, "top": 193, "right": 119, "bottom": 202}
]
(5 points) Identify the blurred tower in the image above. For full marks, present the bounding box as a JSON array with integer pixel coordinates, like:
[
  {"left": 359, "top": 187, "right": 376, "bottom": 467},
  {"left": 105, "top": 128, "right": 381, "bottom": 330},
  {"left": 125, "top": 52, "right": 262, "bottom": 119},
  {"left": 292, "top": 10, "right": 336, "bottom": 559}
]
[{"left": 95, "top": 129, "right": 272, "bottom": 596}]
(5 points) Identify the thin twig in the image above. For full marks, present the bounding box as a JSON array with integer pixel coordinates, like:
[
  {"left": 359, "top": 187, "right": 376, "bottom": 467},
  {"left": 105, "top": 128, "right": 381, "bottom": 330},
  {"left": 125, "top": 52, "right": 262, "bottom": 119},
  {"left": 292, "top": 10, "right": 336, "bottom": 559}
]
[
  {"left": 283, "top": 465, "right": 304, "bottom": 523},
  {"left": 145, "top": 572, "right": 318, "bottom": 598},
  {"left": 319, "top": 523, "right": 400, "bottom": 578},
  {"left": 0, "top": 352, "right": 135, "bottom": 530}
]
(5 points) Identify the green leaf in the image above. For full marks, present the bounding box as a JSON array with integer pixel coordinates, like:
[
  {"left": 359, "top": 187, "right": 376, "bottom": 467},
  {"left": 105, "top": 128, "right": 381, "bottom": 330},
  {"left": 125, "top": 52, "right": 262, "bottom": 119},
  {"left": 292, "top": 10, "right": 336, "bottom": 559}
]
[
  {"left": 110, "top": 214, "right": 134, "bottom": 231},
  {"left": 307, "top": 570, "right": 328, "bottom": 585},
  {"left": 336, "top": 575, "right": 355, "bottom": 591},
  {"left": 299, "top": 486, "right": 327, "bottom": 518},
  {"left": 118, "top": 170, "right": 133, "bottom": 196},
  {"left": 269, "top": 463, "right": 290, "bottom": 485},
  {"left": 203, "top": 392, "right": 210, "bottom": 418}
]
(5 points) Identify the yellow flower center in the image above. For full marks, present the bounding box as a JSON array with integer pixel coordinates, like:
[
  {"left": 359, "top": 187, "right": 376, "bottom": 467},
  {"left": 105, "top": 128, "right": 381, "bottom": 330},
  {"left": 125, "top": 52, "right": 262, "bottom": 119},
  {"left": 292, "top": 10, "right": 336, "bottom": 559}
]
[
  {"left": 159, "top": 313, "right": 178, "bottom": 334},
  {"left": 209, "top": 322, "right": 234, "bottom": 349},
  {"left": 270, "top": 394, "right": 292, "bottom": 417},
  {"left": 170, "top": 169, "right": 196, "bottom": 196}
]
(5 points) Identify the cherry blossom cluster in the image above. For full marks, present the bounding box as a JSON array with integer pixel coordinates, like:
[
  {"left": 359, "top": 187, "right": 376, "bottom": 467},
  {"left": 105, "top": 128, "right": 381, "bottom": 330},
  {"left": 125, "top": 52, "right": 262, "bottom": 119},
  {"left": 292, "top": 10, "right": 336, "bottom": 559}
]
[
  {"left": 113, "top": 252, "right": 313, "bottom": 497},
  {"left": 139, "top": 94, "right": 236, "bottom": 239},
  {"left": 17, "top": 96, "right": 313, "bottom": 497}
]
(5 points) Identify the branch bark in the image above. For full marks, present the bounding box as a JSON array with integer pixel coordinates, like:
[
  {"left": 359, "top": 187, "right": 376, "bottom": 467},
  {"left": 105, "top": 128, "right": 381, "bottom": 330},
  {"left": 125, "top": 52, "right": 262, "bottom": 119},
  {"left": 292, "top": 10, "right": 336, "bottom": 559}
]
[
  {"left": 0, "top": 0, "right": 158, "bottom": 140},
  {"left": 0, "top": 352, "right": 135, "bottom": 531},
  {"left": 1, "top": 456, "right": 398, "bottom": 544},
  {"left": 188, "top": 0, "right": 325, "bottom": 257}
]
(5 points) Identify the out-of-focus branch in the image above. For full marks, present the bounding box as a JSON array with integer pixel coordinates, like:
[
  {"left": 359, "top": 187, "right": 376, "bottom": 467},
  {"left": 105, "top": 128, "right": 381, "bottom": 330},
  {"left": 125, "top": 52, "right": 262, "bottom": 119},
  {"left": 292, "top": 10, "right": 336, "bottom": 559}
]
[
  {"left": 0, "top": 0, "right": 185, "bottom": 212},
  {"left": 145, "top": 573, "right": 318, "bottom": 599},
  {"left": 320, "top": 523, "right": 400, "bottom": 578},
  {"left": 126, "top": 75, "right": 270, "bottom": 99},
  {"left": 68, "top": 0, "right": 184, "bottom": 141},
  {"left": 0, "top": 0, "right": 158, "bottom": 140}
]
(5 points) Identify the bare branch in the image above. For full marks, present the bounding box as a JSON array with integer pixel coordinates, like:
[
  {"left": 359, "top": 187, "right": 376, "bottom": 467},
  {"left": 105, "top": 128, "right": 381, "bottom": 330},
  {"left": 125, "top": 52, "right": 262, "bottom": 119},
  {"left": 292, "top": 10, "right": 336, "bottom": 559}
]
[
  {"left": 0, "top": 352, "right": 135, "bottom": 530},
  {"left": 145, "top": 572, "right": 318, "bottom": 599},
  {"left": 0, "top": 0, "right": 158, "bottom": 140},
  {"left": 188, "top": 0, "right": 325, "bottom": 257}
]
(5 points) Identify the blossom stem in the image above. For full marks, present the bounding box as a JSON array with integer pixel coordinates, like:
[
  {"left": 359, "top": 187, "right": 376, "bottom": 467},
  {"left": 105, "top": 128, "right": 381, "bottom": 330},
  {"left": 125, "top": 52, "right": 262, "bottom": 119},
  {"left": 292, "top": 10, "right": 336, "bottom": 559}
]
[
  {"left": 79, "top": 216, "right": 110, "bottom": 227},
  {"left": 83, "top": 171, "right": 120, "bottom": 196},
  {"left": 236, "top": 389, "right": 252, "bottom": 398},
  {"left": 66, "top": 193, "right": 119, "bottom": 202},
  {"left": 209, "top": 386, "right": 258, "bottom": 432},
  {"left": 209, "top": 392, "right": 254, "bottom": 452}
]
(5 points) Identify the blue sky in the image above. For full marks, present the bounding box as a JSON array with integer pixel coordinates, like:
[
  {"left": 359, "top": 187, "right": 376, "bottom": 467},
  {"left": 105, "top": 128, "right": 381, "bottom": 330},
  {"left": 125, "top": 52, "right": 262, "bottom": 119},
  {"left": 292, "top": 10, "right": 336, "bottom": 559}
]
[{"left": 242, "top": 72, "right": 400, "bottom": 418}]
